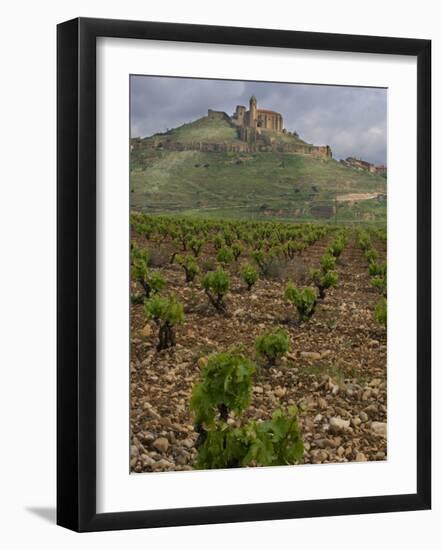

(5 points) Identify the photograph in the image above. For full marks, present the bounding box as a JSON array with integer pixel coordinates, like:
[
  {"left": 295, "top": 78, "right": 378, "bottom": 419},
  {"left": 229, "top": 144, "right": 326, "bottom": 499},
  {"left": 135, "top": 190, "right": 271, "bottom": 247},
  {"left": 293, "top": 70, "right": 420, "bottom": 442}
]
[
  {"left": 0, "top": 0, "right": 434, "bottom": 541},
  {"left": 129, "top": 76, "right": 388, "bottom": 474}
]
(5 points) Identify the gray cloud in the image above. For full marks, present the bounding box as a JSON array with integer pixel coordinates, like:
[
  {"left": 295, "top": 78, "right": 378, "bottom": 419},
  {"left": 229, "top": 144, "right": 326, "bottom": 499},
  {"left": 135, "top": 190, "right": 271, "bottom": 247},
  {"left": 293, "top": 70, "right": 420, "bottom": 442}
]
[{"left": 131, "top": 76, "right": 387, "bottom": 165}]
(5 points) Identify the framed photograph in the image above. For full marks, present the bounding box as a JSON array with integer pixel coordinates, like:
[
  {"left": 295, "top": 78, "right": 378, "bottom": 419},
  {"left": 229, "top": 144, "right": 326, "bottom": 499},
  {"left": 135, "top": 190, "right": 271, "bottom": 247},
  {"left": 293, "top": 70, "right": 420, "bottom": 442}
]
[{"left": 57, "top": 17, "right": 431, "bottom": 532}]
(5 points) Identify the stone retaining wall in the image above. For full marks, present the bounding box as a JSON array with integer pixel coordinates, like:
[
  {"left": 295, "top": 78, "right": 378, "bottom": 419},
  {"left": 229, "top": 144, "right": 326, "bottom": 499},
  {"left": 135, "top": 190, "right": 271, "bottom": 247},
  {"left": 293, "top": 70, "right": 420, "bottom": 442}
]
[{"left": 146, "top": 139, "right": 332, "bottom": 158}]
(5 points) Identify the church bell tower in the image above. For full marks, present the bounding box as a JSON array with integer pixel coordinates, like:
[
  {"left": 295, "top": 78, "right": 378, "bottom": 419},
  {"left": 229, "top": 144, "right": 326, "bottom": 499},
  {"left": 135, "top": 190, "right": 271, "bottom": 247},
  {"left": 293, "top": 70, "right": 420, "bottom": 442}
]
[{"left": 249, "top": 95, "right": 257, "bottom": 127}]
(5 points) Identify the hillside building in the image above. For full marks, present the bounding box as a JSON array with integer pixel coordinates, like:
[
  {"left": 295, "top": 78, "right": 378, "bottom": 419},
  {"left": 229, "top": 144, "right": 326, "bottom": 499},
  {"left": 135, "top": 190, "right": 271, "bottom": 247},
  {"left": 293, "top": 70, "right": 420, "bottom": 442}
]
[{"left": 208, "top": 95, "right": 284, "bottom": 133}]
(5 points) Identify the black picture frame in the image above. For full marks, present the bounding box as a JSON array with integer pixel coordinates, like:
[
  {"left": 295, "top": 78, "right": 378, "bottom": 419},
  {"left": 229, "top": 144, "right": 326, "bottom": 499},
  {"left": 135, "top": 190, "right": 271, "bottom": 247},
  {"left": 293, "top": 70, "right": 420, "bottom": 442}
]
[{"left": 57, "top": 17, "right": 431, "bottom": 532}]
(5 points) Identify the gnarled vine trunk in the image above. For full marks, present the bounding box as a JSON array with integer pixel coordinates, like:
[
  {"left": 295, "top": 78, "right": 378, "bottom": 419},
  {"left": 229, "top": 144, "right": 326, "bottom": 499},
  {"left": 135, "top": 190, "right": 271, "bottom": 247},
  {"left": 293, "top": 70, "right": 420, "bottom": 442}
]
[{"left": 157, "top": 322, "right": 176, "bottom": 351}]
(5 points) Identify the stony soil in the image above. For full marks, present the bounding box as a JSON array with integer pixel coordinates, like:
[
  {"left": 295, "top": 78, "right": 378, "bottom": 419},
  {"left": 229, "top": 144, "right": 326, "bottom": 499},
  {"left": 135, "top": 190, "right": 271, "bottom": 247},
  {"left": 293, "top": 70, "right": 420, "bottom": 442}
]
[{"left": 130, "top": 234, "right": 387, "bottom": 473}]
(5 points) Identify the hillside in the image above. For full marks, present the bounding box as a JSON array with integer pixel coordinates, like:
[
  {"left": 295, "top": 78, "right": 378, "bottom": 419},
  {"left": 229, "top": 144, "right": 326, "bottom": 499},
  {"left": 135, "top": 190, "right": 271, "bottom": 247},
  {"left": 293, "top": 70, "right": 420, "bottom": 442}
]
[
  {"left": 131, "top": 117, "right": 386, "bottom": 223},
  {"left": 158, "top": 116, "right": 240, "bottom": 144}
]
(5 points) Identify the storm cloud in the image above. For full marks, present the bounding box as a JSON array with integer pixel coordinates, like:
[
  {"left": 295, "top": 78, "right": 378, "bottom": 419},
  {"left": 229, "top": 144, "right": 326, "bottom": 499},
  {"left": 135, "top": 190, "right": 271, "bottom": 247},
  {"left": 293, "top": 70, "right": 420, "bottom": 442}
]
[{"left": 131, "top": 76, "right": 387, "bottom": 165}]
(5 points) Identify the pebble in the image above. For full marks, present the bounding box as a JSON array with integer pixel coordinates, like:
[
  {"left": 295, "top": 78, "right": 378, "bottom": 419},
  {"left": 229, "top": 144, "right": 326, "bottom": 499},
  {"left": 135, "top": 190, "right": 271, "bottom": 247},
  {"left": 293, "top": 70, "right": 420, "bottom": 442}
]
[
  {"left": 303, "top": 417, "right": 315, "bottom": 431},
  {"left": 143, "top": 403, "right": 161, "bottom": 419},
  {"left": 355, "top": 452, "right": 367, "bottom": 461},
  {"left": 312, "top": 450, "right": 328, "bottom": 463},
  {"left": 361, "top": 389, "right": 371, "bottom": 401},
  {"left": 153, "top": 437, "right": 169, "bottom": 453},
  {"left": 158, "top": 418, "right": 172, "bottom": 428},
  {"left": 176, "top": 454, "right": 189, "bottom": 465},
  {"left": 131, "top": 445, "right": 139, "bottom": 456},
  {"left": 181, "top": 438, "right": 194, "bottom": 449},
  {"left": 152, "top": 459, "right": 173, "bottom": 471},
  {"left": 329, "top": 417, "right": 351, "bottom": 433},
  {"left": 274, "top": 386, "right": 286, "bottom": 398},
  {"left": 371, "top": 421, "right": 387, "bottom": 437},
  {"left": 317, "top": 397, "right": 328, "bottom": 409},
  {"left": 141, "top": 323, "right": 152, "bottom": 337},
  {"left": 141, "top": 454, "right": 156, "bottom": 467},
  {"left": 141, "top": 432, "right": 155, "bottom": 444},
  {"left": 364, "top": 404, "right": 379, "bottom": 417}
]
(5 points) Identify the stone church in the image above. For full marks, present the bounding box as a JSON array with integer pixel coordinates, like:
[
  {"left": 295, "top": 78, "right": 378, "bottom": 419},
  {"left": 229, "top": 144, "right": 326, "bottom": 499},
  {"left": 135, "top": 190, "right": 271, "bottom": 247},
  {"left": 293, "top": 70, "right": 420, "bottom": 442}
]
[
  {"left": 232, "top": 95, "right": 284, "bottom": 131},
  {"left": 208, "top": 95, "right": 284, "bottom": 134}
]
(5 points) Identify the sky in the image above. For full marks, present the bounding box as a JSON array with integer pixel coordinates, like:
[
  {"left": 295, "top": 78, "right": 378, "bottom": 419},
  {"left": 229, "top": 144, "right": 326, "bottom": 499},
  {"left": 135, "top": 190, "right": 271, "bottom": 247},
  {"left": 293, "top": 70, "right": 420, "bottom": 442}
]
[{"left": 130, "top": 76, "right": 387, "bottom": 165}]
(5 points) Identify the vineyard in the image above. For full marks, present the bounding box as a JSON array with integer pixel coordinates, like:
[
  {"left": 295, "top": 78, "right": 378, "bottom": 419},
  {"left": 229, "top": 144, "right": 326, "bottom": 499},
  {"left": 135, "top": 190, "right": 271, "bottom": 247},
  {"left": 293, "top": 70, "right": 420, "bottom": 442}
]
[{"left": 130, "top": 214, "right": 387, "bottom": 473}]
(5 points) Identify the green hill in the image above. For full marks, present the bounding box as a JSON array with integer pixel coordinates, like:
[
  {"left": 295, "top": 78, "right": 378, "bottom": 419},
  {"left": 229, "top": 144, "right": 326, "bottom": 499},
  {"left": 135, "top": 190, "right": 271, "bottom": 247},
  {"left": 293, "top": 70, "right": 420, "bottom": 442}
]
[
  {"left": 162, "top": 116, "right": 239, "bottom": 144},
  {"left": 131, "top": 117, "right": 386, "bottom": 223}
]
